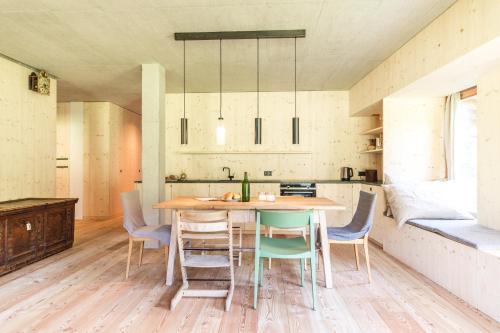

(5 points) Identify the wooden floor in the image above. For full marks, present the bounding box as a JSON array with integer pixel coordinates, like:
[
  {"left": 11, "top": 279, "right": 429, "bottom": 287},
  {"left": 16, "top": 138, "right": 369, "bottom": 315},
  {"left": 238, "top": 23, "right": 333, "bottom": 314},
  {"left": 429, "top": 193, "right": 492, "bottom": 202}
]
[{"left": 1, "top": 217, "right": 499, "bottom": 333}]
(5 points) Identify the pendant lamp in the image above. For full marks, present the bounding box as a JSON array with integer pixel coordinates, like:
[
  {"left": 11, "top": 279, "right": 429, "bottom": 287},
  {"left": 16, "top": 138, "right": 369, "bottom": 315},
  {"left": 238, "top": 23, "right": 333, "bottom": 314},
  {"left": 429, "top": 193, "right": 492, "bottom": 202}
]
[
  {"left": 180, "top": 40, "right": 188, "bottom": 144},
  {"left": 292, "top": 37, "right": 300, "bottom": 144},
  {"left": 255, "top": 38, "right": 262, "bottom": 144},
  {"left": 216, "top": 39, "right": 226, "bottom": 145}
]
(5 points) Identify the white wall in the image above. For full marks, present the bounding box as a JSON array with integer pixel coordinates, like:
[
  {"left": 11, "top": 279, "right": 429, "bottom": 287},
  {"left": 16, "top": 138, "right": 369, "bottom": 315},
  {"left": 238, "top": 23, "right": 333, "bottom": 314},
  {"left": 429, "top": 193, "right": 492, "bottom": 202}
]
[
  {"left": 383, "top": 97, "right": 446, "bottom": 182},
  {"left": 0, "top": 57, "right": 57, "bottom": 201},
  {"left": 165, "top": 91, "right": 379, "bottom": 180},
  {"left": 477, "top": 64, "right": 500, "bottom": 230}
]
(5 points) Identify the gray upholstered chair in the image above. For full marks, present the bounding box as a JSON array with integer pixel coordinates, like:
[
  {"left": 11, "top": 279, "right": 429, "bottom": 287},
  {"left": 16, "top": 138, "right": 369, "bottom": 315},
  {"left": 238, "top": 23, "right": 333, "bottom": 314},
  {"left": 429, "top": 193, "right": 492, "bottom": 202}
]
[
  {"left": 120, "top": 190, "right": 171, "bottom": 279},
  {"left": 327, "top": 191, "right": 376, "bottom": 283}
]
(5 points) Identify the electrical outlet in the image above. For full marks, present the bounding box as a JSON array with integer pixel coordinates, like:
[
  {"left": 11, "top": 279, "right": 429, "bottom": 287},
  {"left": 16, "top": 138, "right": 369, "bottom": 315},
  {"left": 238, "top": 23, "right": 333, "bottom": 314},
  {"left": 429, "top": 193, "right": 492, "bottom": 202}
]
[
  {"left": 264, "top": 171, "right": 272, "bottom": 176},
  {"left": 358, "top": 171, "right": 366, "bottom": 177}
]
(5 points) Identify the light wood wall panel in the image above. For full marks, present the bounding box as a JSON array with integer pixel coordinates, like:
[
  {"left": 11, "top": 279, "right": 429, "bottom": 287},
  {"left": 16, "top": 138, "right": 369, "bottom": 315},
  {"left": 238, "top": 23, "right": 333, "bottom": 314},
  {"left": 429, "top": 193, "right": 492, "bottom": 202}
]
[
  {"left": 165, "top": 91, "right": 378, "bottom": 180},
  {"left": 350, "top": 0, "right": 500, "bottom": 114},
  {"left": 0, "top": 57, "right": 57, "bottom": 201},
  {"left": 477, "top": 64, "right": 500, "bottom": 230},
  {"left": 383, "top": 97, "right": 446, "bottom": 181}
]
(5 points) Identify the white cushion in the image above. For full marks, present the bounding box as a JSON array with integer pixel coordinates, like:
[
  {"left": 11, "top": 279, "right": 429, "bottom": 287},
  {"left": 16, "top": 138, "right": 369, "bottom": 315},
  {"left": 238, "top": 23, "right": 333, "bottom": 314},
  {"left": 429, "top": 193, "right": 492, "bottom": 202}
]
[{"left": 383, "top": 180, "right": 474, "bottom": 227}]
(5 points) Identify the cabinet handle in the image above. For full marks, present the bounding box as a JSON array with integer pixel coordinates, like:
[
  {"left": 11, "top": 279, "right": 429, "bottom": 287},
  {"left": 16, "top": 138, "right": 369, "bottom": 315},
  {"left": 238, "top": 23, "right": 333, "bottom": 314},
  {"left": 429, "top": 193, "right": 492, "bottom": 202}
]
[{"left": 25, "top": 221, "right": 32, "bottom": 231}]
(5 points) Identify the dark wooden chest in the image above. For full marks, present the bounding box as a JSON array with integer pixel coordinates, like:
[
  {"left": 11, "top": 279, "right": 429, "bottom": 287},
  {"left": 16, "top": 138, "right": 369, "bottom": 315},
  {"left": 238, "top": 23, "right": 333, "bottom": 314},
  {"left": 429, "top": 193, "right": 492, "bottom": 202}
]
[{"left": 0, "top": 198, "right": 78, "bottom": 276}]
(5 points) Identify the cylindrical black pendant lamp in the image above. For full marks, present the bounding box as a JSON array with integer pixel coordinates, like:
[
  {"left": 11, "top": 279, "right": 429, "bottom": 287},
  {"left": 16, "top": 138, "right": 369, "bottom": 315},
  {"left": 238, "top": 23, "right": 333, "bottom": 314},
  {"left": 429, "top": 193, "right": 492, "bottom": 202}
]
[
  {"left": 255, "top": 38, "right": 262, "bottom": 144},
  {"left": 292, "top": 37, "right": 299, "bottom": 144},
  {"left": 180, "top": 40, "right": 188, "bottom": 144}
]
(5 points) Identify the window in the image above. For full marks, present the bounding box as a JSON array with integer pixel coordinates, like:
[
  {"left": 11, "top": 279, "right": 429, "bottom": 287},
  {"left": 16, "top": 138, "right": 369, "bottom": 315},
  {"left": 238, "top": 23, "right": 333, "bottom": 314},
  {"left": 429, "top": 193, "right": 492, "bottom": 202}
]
[{"left": 454, "top": 96, "right": 477, "bottom": 213}]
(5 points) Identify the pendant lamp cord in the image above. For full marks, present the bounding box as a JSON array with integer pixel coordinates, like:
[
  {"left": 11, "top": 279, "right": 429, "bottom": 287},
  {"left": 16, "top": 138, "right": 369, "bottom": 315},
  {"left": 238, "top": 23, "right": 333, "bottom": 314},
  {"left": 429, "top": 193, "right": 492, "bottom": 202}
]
[
  {"left": 219, "top": 39, "right": 222, "bottom": 119},
  {"left": 294, "top": 37, "right": 297, "bottom": 118},
  {"left": 183, "top": 40, "right": 186, "bottom": 118},
  {"left": 257, "top": 38, "right": 260, "bottom": 118}
]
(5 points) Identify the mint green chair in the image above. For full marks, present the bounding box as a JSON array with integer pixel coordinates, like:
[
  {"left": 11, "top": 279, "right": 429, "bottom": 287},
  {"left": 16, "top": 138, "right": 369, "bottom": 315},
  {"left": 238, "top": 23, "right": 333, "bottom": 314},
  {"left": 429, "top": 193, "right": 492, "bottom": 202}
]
[{"left": 253, "top": 210, "right": 316, "bottom": 310}]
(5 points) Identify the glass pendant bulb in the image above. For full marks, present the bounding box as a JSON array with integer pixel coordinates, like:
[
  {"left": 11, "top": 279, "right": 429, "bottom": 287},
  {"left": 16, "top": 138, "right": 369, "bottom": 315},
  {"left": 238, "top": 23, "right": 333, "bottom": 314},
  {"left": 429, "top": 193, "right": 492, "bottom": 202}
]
[{"left": 216, "top": 117, "right": 226, "bottom": 145}]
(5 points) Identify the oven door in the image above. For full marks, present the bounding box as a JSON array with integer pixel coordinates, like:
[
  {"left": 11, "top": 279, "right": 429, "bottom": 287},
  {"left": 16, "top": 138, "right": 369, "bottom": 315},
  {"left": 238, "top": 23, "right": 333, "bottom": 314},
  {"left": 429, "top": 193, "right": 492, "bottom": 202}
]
[{"left": 280, "top": 190, "right": 316, "bottom": 197}]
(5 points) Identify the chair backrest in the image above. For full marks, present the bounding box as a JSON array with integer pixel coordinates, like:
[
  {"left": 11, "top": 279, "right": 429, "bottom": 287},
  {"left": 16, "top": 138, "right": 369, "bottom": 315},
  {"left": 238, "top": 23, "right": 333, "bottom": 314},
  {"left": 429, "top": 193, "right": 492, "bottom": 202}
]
[
  {"left": 347, "top": 191, "right": 377, "bottom": 235},
  {"left": 257, "top": 210, "right": 313, "bottom": 229},
  {"left": 120, "top": 191, "right": 147, "bottom": 234},
  {"left": 178, "top": 210, "right": 230, "bottom": 234}
]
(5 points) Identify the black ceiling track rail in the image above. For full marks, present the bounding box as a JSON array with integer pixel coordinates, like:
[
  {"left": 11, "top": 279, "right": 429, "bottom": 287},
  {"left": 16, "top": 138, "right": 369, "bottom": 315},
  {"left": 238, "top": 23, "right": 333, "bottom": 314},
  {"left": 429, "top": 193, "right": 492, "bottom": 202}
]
[{"left": 175, "top": 29, "right": 305, "bottom": 41}]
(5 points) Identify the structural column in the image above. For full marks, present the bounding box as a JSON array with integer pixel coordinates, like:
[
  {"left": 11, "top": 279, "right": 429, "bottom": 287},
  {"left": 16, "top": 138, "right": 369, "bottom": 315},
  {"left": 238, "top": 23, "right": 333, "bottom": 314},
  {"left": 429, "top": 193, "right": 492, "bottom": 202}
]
[
  {"left": 69, "top": 102, "right": 84, "bottom": 219},
  {"left": 141, "top": 64, "right": 166, "bottom": 247}
]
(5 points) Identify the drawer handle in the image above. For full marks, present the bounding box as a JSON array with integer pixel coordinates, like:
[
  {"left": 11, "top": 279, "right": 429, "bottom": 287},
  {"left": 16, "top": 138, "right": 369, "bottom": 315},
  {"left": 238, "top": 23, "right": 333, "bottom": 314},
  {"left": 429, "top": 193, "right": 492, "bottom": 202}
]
[{"left": 25, "top": 222, "right": 32, "bottom": 231}]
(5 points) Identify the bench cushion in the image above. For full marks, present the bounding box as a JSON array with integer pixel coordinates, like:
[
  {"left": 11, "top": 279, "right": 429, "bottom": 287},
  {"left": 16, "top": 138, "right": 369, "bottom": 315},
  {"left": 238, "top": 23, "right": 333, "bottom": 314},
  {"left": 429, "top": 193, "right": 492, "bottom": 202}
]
[{"left": 407, "top": 219, "right": 500, "bottom": 250}]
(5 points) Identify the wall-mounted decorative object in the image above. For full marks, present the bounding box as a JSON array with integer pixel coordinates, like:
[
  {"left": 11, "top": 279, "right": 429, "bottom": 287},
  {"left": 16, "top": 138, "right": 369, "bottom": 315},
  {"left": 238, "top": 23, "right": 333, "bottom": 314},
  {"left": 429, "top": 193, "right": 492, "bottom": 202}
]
[
  {"left": 37, "top": 71, "right": 50, "bottom": 95},
  {"left": 181, "top": 40, "right": 188, "bottom": 145},
  {"left": 255, "top": 38, "right": 262, "bottom": 144},
  {"left": 28, "top": 72, "right": 38, "bottom": 91},
  {"left": 292, "top": 38, "right": 300, "bottom": 144}
]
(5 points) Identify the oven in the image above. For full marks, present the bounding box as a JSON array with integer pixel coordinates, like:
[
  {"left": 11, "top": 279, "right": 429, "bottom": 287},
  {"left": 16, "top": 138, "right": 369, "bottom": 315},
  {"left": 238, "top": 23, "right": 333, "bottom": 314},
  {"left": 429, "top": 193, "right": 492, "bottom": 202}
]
[{"left": 280, "top": 183, "right": 316, "bottom": 197}]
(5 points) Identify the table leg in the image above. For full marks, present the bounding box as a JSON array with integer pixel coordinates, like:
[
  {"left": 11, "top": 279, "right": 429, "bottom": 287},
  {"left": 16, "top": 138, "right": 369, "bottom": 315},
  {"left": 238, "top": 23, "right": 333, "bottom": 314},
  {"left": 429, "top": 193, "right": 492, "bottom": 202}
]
[
  {"left": 318, "top": 210, "right": 333, "bottom": 288},
  {"left": 166, "top": 209, "right": 178, "bottom": 286}
]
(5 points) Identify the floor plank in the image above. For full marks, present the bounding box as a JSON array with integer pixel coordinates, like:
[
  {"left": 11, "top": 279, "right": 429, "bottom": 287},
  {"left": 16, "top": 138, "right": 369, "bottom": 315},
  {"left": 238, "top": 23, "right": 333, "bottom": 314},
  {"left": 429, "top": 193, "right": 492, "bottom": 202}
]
[{"left": 0, "top": 217, "right": 499, "bottom": 333}]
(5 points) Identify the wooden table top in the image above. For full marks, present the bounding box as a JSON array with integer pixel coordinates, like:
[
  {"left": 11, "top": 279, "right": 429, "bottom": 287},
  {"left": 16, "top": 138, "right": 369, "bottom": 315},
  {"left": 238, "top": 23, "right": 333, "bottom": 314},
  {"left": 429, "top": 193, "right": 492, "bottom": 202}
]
[{"left": 153, "top": 196, "right": 346, "bottom": 211}]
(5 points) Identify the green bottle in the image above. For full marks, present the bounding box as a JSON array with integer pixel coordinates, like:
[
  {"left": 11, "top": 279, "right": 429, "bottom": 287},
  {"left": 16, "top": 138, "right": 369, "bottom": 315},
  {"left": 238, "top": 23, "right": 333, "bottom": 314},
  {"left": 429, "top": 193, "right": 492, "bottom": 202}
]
[{"left": 242, "top": 172, "right": 250, "bottom": 202}]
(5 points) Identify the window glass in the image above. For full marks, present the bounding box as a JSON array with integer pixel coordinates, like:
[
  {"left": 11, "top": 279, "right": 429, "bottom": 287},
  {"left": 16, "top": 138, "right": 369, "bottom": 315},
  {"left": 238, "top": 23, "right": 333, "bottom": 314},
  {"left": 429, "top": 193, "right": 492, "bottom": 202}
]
[{"left": 454, "top": 97, "right": 477, "bottom": 213}]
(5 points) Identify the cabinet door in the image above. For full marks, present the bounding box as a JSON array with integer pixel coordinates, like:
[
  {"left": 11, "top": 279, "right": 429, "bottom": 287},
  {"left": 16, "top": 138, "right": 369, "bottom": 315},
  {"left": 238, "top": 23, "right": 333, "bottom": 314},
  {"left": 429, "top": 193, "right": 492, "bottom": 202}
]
[
  {"left": 44, "top": 206, "right": 68, "bottom": 254},
  {"left": 171, "top": 183, "right": 210, "bottom": 197},
  {"left": 252, "top": 183, "right": 280, "bottom": 196},
  {"left": 0, "top": 219, "right": 5, "bottom": 267},
  {"left": 209, "top": 183, "right": 241, "bottom": 197},
  {"left": 5, "top": 212, "right": 43, "bottom": 265},
  {"left": 316, "top": 184, "right": 354, "bottom": 227}
]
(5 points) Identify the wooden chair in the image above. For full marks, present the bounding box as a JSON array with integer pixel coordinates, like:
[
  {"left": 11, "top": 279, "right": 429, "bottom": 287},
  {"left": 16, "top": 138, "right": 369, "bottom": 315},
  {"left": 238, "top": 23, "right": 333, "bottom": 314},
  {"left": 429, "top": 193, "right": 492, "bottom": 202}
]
[
  {"left": 327, "top": 191, "right": 377, "bottom": 283},
  {"left": 254, "top": 210, "right": 317, "bottom": 310},
  {"left": 120, "top": 191, "right": 171, "bottom": 280},
  {"left": 171, "top": 210, "right": 235, "bottom": 311}
]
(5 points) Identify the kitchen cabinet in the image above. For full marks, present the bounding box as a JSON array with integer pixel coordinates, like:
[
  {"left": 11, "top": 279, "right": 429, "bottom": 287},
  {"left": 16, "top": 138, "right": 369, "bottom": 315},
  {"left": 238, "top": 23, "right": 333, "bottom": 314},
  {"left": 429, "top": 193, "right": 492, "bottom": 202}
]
[
  {"left": 209, "top": 183, "right": 241, "bottom": 197},
  {"left": 0, "top": 198, "right": 78, "bottom": 276},
  {"left": 316, "top": 184, "right": 355, "bottom": 227}
]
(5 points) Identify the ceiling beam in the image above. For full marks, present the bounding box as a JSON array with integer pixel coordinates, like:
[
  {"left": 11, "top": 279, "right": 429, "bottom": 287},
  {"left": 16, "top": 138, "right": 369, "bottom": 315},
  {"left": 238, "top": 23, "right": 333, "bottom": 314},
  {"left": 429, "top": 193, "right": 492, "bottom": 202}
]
[{"left": 174, "top": 30, "right": 306, "bottom": 41}]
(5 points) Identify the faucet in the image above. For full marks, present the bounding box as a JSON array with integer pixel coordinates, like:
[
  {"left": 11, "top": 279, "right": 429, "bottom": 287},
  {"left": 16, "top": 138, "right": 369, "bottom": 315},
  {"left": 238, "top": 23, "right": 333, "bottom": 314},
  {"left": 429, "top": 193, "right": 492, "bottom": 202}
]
[{"left": 222, "top": 167, "right": 234, "bottom": 181}]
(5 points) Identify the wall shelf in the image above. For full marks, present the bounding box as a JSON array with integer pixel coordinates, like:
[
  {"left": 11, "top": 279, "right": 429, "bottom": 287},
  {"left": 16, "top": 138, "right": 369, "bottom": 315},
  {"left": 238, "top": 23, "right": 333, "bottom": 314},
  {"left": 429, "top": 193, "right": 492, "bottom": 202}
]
[
  {"left": 175, "top": 150, "right": 313, "bottom": 155},
  {"left": 360, "top": 126, "right": 383, "bottom": 135},
  {"left": 359, "top": 148, "right": 383, "bottom": 154}
]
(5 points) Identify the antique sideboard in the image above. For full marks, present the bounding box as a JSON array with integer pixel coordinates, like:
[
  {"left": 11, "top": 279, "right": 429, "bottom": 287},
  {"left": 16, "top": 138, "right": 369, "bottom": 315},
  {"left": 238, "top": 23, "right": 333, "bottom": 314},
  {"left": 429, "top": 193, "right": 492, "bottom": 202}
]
[{"left": 0, "top": 198, "right": 78, "bottom": 276}]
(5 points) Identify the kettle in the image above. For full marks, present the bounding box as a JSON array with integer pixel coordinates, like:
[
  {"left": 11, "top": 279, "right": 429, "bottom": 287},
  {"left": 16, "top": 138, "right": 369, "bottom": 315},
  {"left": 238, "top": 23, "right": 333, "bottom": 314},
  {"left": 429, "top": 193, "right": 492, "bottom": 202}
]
[{"left": 340, "top": 167, "right": 353, "bottom": 181}]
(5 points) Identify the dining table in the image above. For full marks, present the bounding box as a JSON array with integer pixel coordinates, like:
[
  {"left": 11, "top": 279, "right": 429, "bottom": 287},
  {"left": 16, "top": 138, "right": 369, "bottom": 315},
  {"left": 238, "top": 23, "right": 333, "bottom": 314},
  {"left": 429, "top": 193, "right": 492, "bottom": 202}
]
[{"left": 153, "top": 196, "right": 346, "bottom": 289}]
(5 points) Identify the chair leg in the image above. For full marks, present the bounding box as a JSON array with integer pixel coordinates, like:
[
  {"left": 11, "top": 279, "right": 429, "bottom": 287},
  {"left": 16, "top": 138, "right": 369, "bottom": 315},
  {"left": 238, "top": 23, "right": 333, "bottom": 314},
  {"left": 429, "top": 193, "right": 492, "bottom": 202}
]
[
  {"left": 253, "top": 253, "right": 259, "bottom": 309},
  {"left": 363, "top": 237, "right": 372, "bottom": 283},
  {"left": 238, "top": 226, "right": 242, "bottom": 267},
  {"left": 138, "top": 241, "right": 144, "bottom": 267},
  {"left": 125, "top": 238, "right": 133, "bottom": 279},
  {"left": 311, "top": 253, "right": 317, "bottom": 310},
  {"left": 259, "top": 258, "right": 264, "bottom": 287},
  {"left": 354, "top": 244, "right": 360, "bottom": 271},
  {"left": 300, "top": 259, "right": 305, "bottom": 287},
  {"left": 268, "top": 228, "right": 273, "bottom": 269},
  {"left": 302, "top": 229, "right": 308, "bottom": 271}
]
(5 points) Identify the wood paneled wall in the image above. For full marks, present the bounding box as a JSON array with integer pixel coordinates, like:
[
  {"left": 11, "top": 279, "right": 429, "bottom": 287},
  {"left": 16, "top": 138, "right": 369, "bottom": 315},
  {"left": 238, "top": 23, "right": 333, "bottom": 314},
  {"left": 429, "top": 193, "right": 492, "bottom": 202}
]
[
  {"left": 56, "top": 102, "right": 141, "bottom": 218},
  {"left": 165, "top": 91, "right": 379, "bottom": 180},
  {"left": 350, "top": 0, "right": 500, "bottom": 114},
  {"left": 0, "top": 57, "right": 57, "bottom": 201},
  {"left": 383, "top": 97, "right": 446, "bottom": 182}
]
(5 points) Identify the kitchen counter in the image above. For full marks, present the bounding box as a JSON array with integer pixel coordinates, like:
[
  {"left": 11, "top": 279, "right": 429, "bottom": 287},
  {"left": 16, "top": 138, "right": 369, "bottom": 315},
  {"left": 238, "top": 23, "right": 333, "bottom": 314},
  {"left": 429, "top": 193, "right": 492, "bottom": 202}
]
[{"left": 134, "top": 179, "right": 383, "bottom": 186}]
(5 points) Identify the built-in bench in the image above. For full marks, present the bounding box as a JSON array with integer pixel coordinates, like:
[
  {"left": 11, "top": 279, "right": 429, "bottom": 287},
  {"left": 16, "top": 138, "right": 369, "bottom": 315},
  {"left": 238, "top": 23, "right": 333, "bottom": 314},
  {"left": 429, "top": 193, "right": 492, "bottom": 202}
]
[
  {"left": 382, "top": 217, "right": 500, "bottom": 322},
  {"left": 407, "top": 219, "right": 500, "bottom": 251}
]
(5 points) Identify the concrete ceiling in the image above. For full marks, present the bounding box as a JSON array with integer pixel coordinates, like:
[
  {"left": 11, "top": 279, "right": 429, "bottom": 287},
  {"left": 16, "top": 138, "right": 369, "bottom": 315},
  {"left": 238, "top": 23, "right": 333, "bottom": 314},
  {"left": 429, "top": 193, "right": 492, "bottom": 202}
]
[{"left": 0, "top": 0, "right": 455, "bottom": 113}]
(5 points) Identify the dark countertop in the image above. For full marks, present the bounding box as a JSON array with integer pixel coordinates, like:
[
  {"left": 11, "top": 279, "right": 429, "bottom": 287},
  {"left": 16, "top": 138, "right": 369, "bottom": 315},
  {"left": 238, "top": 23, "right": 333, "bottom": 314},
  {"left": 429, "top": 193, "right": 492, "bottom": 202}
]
[{"left": 135, "top": 179, "right": 382, "bottom": 186}]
